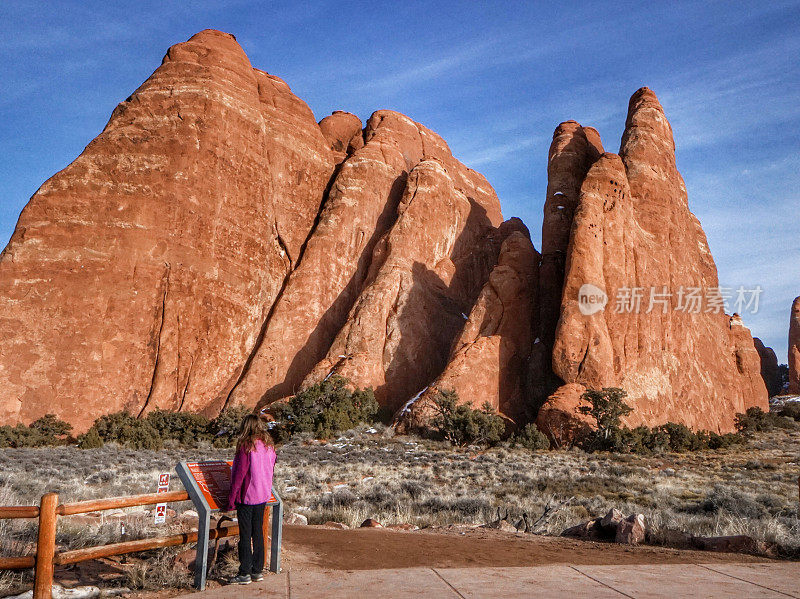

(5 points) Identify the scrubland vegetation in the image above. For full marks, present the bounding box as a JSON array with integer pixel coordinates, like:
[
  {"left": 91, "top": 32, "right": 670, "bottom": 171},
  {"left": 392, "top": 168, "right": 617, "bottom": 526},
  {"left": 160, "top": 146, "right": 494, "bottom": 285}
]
[{"left": 1, "top": 380, "right": 799, "bottom": 594}]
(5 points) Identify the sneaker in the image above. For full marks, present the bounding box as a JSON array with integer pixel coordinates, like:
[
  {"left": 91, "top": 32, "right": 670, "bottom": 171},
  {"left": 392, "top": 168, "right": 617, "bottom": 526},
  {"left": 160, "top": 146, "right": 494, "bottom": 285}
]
[
  {"left": 251, "top": 572, "right": 264, "bottom": 582},
  {"left": 230, "top": 574, "right": 252, "bottom": 585}
]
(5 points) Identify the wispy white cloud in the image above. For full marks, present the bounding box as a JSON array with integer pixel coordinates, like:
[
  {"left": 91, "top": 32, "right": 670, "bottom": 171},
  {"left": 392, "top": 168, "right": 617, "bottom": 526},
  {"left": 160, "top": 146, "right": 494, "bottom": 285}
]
[{"left": 455, "top": 136, "right": 543, "bottom": 167}]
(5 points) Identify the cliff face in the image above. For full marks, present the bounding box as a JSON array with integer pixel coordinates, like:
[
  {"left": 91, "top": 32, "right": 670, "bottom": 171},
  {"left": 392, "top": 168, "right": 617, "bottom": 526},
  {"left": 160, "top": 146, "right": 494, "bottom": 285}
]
[{"left": 0, "top": 31, "right": 768, "bottom": 434}]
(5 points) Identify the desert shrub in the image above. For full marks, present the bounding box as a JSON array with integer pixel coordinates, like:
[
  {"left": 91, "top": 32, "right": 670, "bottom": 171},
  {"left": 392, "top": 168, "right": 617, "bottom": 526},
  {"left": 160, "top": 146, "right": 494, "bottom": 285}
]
[
  {"left": 579, "top": 388, "right": 631, "bottom": 439},
  {"left": 29, "top": 414, "right": 72, "bottom": 439},
  {"left": 699, "top": 485, "right": 768, "bottom": 519},
  {"left": 77, "top": 427, "right": 104, "bottom": 449},
  {"left": 208, "top": 405, "right": 252, "bottom": 447},
  {"left": 655, "top": 422, "right": 703, "bottom": 452},
  {"left": 577, "top": 387, "right": 632, "bottom": 451},
  {"left": 275, "top": 376, "right": 379, "bottom": 439},
  {"left": 511, "top": 423, "right": 550, "bottom": 450},
  {"left": 430, "top": 389, "right": 505, "bottom": 447},
  {"left": 145, "top": 409, "right": 211, "bottom": 445},
  {"left": 735, "top": 406, "right": 797, "bottom": 435},
  {"left": 577, "top": 389, "right": 746, "bottom": 453},
  {"left": 779, "top": 402, "right": 800, "bottom": 421},
  {"left": 0, "top": 414, "right": 73, "bottom": 448},
  {"left": 124, "top": 547, "right": 192, "bottom": 590},
  {"left": 703, "top": 430, "right": 744, "bottom": 450},
  {"left": 88, "top": 412, "right": 162, "bottom": 450},
  {"left": 619, "top": 425, "right": 666, "bottom": 454}
]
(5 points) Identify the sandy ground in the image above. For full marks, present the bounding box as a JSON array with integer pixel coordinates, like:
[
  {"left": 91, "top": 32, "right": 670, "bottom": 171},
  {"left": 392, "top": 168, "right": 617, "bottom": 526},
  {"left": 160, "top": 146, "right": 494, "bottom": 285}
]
[
  {"left": 38, "top": 524, "right": 776, "bottom": 599},
  {"left": 278, "top": 525, "right": 770, "bottom": 572}
]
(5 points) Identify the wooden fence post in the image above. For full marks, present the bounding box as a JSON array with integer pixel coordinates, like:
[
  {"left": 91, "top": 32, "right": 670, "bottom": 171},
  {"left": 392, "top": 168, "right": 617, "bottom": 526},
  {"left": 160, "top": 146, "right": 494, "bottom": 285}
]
[{"left": 33, "top": 492, "right": 58, "bottom": 599}]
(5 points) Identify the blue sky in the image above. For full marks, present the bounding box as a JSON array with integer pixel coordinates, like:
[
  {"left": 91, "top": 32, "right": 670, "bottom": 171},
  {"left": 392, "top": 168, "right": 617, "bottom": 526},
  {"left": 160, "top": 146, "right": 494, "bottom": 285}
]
[{"left": 1, "top": 0, "right": 798, "bottom": 361}]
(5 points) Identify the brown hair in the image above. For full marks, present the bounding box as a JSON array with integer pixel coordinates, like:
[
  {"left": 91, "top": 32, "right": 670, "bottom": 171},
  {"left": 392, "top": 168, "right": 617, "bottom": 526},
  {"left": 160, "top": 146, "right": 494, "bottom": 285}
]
[{"left": 235, "top": 413, "right": 274, "bottom": 453}]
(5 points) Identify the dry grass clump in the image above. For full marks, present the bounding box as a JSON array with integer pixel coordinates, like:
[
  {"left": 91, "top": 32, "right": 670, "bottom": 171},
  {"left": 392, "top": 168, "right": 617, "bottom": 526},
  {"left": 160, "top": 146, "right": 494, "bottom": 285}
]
[{"left": 123, "top": 547, "right": 193, "bottom": 590}]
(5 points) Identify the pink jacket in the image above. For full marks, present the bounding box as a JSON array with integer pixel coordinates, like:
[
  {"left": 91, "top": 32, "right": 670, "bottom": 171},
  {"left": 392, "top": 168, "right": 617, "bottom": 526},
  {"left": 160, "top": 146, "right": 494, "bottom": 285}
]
[{"left": 227, "top": 440, "right": 276, "bottom": 510}]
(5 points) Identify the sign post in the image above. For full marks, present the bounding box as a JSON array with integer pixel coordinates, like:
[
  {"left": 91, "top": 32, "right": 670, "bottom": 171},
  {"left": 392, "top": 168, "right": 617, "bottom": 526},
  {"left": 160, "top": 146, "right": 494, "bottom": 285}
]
[
  {"left": 175, "top": 460, "right": 282, "bottom": 589},
  {"left": 154, "top": 473, "right": 170, "bottom": 524}
]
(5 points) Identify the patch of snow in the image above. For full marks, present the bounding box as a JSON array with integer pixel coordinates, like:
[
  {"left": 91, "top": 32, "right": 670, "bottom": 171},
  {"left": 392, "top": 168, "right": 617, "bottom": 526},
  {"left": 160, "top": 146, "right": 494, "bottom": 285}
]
[
  {"left": 399, "top": 386, "right": 429, "bottom": 414},
  {"left": 554, "top": 191, "right": 565, "bottom": 196},
  {"left": 557, "top": 205, "right": 565, "bottom": 210},
  {"left": 461, "top": 312, "right": 468, "bottom": 319}
]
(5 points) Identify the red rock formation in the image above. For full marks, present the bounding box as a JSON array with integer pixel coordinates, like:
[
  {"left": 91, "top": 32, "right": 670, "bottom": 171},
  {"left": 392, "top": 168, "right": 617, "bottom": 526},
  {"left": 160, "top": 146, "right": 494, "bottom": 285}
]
[
  {"left": 790, "top": 297, "right": 800, "bottom": 393},
  {"left": 542, "top": 88, "right": 768, "bottom": 434},
  {"left": 302, "top": 155, "right": 502, "bottom": 412},
  {"left": 400, "top": 218, "right": 538, "bottom": 427},
  {"left": 318, "top": 111, "right": 364, "bottom": 162},
  {"left": 0, "top": 30, "right": 335, "bottom": 428},
  {"left": 753, "top": 338, "right": 780, "bottom": 397},
  {"left": 0, "top": 30, "right": 770, "bottom": 438},
  {"left": 0, "top": 31, "right": 506, "bottom": 429},
  {"left": 531, "top": 122, "right": 603, "bottom": 404},
  {"left": 228, "top": 111, "right": 502, "bottom": 412}
]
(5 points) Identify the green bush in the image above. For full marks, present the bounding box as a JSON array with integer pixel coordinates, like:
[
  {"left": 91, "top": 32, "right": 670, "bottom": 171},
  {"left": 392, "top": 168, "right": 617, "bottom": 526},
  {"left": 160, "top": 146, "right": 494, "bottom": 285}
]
[
  {"left": 578, "top": 388, "right": 632, "bottom": 442},
  {"left": 0, "top": 414, "right": 73, "bottom": 448},
  {"left": 208, "top": 405, "right": 253, "bottom": 447},
  {"left": 705, "top": 430, "right": 744, "bottom": 450},
  {"left": 89, "top": 412, "right": 162, "bottom": 450},
  {"left": 145, "top": 409, "right": 211, "bottom": 445},
  {"left": 655, "top": 422, "right": 704, "bottom": 452},
  {"left": 735, "top": 406, "right": 798, "bottom": 435},
  {"left": 511, "top": 423, "right": 550, "bottom": 450},
  {"left": 430, "top": 389, "right": 505, "bottom": 447},
  {"left": 577, "top": 387, "right": 746, "bottom": 454},
  {"left": 77, "top": 427, "right": 104, "bottom": 449},
  {"left": 577, "top": 387, "right": 632, "bottom": 451},
  {"left": 275, "top": 376, "right": 379, "bottom": 439}
]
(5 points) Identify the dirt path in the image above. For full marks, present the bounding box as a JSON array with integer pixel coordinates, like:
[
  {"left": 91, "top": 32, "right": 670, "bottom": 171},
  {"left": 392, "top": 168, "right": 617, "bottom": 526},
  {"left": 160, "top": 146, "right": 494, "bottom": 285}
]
[{"left": 279, "top": 525, "right": 770, "bottom": 572}]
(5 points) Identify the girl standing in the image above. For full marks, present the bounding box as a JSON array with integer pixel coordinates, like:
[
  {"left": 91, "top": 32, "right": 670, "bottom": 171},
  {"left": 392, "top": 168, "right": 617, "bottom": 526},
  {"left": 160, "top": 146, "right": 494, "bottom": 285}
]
[{"left": 227, "top": 414, "right": 277, "bottom": 584}]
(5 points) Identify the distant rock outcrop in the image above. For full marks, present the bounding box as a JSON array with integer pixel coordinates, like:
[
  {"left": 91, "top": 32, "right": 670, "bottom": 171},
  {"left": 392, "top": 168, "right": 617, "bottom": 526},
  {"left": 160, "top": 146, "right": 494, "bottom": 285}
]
[
  {"left": 790, "top": 297, "right": 800, "bottom": 394},
  {"left": 753, "top": 338, "right": 780, "bottom": 397},
  {"left": 0, "top": 32, "right": 769, "bottom": 435}
]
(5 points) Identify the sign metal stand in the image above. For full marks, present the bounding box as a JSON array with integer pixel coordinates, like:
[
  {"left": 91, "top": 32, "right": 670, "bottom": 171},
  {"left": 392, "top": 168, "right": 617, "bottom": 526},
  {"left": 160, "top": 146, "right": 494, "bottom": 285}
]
[{"left": 175, "top": 460, "right": 282, "bottom": 590}]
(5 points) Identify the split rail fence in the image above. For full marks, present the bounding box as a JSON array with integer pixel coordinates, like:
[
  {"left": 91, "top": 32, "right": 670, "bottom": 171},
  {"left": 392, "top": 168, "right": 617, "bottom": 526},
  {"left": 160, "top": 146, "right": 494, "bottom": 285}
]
[{"left": 0, "top": 490, "right": 241, "bottom": 599}]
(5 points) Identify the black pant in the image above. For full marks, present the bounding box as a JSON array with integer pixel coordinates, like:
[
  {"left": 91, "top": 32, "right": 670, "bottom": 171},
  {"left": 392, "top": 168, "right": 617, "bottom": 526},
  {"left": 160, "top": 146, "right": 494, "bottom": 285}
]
[{"left": 236, "top": 503, "right": 266, "bottom": 576}]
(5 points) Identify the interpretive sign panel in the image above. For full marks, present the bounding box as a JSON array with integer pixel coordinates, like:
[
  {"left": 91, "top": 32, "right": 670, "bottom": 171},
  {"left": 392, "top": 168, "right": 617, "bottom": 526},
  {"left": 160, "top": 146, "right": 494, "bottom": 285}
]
[
  {"left": 176, "top": 460, "right": 282, "bottom": 589},
  {"left": 184, "top": 460, "right": 276, "bottom": 510}
]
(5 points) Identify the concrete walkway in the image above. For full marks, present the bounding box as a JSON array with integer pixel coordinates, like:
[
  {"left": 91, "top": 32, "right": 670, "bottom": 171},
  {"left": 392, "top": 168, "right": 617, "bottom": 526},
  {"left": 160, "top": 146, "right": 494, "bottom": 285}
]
[{"left": 177, "top": 562, "right": 800, "bottom": 598}]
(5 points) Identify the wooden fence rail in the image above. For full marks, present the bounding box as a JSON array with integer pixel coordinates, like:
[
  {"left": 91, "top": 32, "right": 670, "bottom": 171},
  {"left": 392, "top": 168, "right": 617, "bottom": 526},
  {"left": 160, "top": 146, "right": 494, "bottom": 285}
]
[{"left": 0, "top": 489, "right": 213, "bottom": 599}]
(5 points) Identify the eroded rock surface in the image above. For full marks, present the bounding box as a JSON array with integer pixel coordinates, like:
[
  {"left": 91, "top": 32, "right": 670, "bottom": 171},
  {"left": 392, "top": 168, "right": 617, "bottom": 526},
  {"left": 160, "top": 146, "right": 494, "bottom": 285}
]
[
  {"left": 401, "top": 219, "right": 538, "bottom": 426},
  {"left": 0, "top": 30, "right": 334, "bottom": 427},
  {"left": 302, "top": 156, "right": 502, "bottom": 412}
]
